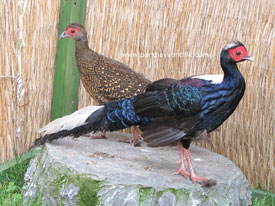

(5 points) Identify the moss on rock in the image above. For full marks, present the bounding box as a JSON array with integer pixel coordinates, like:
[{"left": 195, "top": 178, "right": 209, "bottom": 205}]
[{"left": 50, "top": 170, "right": 102, "bottom": 206}]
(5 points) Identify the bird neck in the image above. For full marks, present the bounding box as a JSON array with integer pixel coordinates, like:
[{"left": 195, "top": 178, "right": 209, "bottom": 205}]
[
  {"left": 74, "top": 37, "right": 101, "bottom": 64},
  {"left": 75, "top": 38, "right": 90, "bottom": 52},
  {"left": 197, "top": 55, "right": 246, "bottom": 133},
  {"left": 218, "top": 55, "right": 246, "bottom": 93},
  {"left": 220, "top": 57, "right": 241, "bottom": 79}
]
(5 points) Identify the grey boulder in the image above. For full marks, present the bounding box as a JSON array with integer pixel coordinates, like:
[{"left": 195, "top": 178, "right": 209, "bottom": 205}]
[{"left": 23, "top": 132, "right": 251, "bottom": 206}]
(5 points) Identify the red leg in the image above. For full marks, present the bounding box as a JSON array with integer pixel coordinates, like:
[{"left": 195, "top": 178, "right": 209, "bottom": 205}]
[
  {"left": 132, "top": 126, "right": 142, "bottom": 144},
  {"left": 174, "top": 142, "right": 190, "bottom": 179},
  {"left": 84, "top": 130, "right": 106, "bottom": 139},
  {"left": 118, "top": 126, "right": 141, "bottom": 146},
  {"left": 183, "top": 148, "right": 208, "bottom": 184}
]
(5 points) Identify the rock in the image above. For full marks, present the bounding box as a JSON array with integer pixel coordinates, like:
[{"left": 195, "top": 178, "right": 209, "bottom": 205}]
[{"left": 22, "top": 132, "right": 251, "bottom": 206}]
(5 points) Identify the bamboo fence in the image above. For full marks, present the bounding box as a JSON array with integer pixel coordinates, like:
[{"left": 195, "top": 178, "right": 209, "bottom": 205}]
[
  {"left": 0, "top": 1, "right": 60, "bottom": 160},
  {"left": 0, "top": 0, "right": 274, "bottom": 192}
]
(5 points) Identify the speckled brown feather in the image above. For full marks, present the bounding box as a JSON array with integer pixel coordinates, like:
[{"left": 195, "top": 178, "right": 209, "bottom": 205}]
[{"left": 67, "top": 23, "right": 151, "bottom": 104}]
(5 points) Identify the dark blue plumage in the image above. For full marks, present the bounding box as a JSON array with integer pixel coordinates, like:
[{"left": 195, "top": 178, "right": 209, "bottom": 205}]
[
  {"left": 34, "top": 41, "right": 253, "bottom": 186},
  {"left": 163, "top": 84, "right": 202, "bottom": 114},
  {"left": 83, "top": 82, "right": 202, "bottom": 134},
  {"left": 85, "top": 97, "right": 151, "bottom": 132}
]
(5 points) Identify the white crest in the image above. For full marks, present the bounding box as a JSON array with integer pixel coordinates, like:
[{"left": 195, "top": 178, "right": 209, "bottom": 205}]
[{"left": 224, "top": 41, "right": 241, "bottom": 50}]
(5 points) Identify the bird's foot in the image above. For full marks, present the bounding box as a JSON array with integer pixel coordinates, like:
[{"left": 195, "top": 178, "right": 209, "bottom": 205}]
[
  {"left": 131, "top": 133, "right": 142, "bottom": 146},
  {"left": 118, "top": 138, "right": 141, "bottom": 147},
  {"left": 132, "top": 138, "right": 141, "bottom": 147},
  {"left": 132, "top": 132, "right": 142, "bottom": 142},
  {"left": 189, "top": 174, "right": 217, "bottom": 187},
  {"left": 117, "top": 128, "right": 142, "bottom": 146},
  {"left": 118, "top": 139, "right": 131, "bottom": 144},
  {"left": 132, "top": 126, "right": 142, "bottom": 146},
  {"left": 174, "top": 167, "right": 190, "bottom": 179},
  {"left": 92, "top": 133, "right": 107, "bottom": 139},
  {"left": 83, "top": 132, "right": 106, "bottom": 139},
  {"left": 190, "top": 174, "right": 208, "bottom": 184}
]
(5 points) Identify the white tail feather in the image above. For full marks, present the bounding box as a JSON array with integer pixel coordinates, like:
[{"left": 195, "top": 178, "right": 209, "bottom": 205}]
[{"left": 38, "top": 106, "right": 103, "bottom": 135}]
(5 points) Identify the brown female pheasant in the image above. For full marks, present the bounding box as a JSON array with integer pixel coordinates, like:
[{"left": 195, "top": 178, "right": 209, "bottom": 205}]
[{"left": 59, "top": 23, "right": 151, "bottom": 143}]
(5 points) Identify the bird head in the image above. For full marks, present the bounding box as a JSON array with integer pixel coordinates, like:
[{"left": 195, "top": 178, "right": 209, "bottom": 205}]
[
  {"left": 59, "top": 23, "right": 87, "bottom": 41},
  {"left": 221, "top": 41, "right": 254, "bottom": 64}
]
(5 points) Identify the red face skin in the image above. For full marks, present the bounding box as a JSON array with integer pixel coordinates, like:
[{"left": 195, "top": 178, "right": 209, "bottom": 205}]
[
  {"left": 228, "top": 46, "right": 249, "bottom": 62},
  {"left": 64, "top": 27, "right": 80, "bottom": 37}
]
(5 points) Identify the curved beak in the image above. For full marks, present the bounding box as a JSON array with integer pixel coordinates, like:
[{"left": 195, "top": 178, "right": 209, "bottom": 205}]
[
  {"left": 243, "top": 55, "right": 254, "bottom": 62},
  {"left": 59, "top": 31, "right": 69, "bottom": 40}
]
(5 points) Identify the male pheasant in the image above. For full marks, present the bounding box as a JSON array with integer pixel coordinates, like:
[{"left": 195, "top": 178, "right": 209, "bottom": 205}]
[{"left": 34, "top": 41, "right": 253, "bottom": 185}]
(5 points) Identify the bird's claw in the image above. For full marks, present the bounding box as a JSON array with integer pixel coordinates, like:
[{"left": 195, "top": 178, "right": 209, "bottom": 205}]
[
  {"left": 189, "top": 174, "right": 217, "bottom": 187},
  {"left": 189, "top": 174, "right": 208, "bottom": 185},
  {"left": 118, "top": 138, "right": 141, "bottom": 147},
  {"left": 83, "top": 132, "right": 106, "bottom": 139},
  {"left": 131, "top": 134, "right": 142, "bottom": 146},
  {"left": 92, "top": 134, "right": 107, "bottom": 139},
  {"left": 174, "top": 168, "right": 190, "bottom": 179}
]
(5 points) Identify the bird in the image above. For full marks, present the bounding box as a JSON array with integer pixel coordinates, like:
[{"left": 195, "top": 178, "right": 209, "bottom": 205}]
[
  {"left": 58, "top": 23, "right": 151, "bottom": 143},
  {"left": 34, "top": 41, "right": 253, "bottom": 185}
]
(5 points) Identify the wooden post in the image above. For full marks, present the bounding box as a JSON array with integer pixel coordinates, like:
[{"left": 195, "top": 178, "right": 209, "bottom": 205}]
[{"left": 51, "top": 0, "right": 87, "bottom": 120}]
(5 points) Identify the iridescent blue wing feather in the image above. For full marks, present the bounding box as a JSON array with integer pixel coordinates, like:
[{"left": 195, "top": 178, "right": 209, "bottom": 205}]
[{"left": 134, "top": 78, "right": 206, "bottom": 147}]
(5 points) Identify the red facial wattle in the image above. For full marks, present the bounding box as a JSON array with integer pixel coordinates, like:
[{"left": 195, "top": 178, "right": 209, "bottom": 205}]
[
  {"left": 228, "top": 46, "right": 249, "bottom": 62},
  {"left": 65, "top": 27, "right": 79, "bottom": 37}
]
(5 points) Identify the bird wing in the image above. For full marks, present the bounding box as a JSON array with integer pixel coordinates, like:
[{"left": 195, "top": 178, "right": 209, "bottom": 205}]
[
  {"left": 140, "top": 114, "right": 200, "bottom": 147},
  {"left": 92, "top": 57, "right": 151, "bottom": 102},
  {"left": 134, "top": 78, "right": 203, "bottom": 117},
  {"left": 134, "top": 78, "right": 206, "bottom": 147}
]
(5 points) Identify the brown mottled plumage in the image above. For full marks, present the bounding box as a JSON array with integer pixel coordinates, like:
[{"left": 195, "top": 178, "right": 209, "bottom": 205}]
[
  {"left": 59, "top": 23, "right": 151, "bottom": 104},
  {"left": 59, "top": 23, "right": 150, "bottom": 144}
]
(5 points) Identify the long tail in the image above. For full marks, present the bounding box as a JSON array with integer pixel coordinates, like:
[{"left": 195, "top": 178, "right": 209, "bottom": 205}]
[
  {"left": 33, "top": 106, "right": 103, "bottom": 147},
  {"left": 33, "top": 98, "right": 151, "bottom": 147}
]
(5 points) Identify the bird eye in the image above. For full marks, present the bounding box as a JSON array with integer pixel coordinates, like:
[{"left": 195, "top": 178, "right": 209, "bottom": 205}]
[
  {"left": 71, "top": 29, "right": 75, "bottom": 33},
  {"left": 236, "top": 51, "right": 241, "bottom": 55}
]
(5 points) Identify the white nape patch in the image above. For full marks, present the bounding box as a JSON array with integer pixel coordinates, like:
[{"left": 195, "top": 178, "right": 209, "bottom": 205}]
[
  {"left": 192, "top": 74, "right": 224, "bottom": 84},
  {"left": 38, "top": 105, "right": 103, "bottom": 135}
]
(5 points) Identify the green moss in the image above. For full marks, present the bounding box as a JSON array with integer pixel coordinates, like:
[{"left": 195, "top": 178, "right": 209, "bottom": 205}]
[
  {"left": 35, "top": 148, "right": 44, "bottom": 165},
  {"left": 240, "top": 183, "right": 246, "bottom": 194},
  {"left": 32, "top": 151, "right": 103, "bottom": 206},
  {"left": 180, "top": 189, "right": 190, "bottom": 199},
  {"left": 166, "top": 188, "right": 177, "bottom": 196},
  {"left": 34, "top": 148, "right": 48, "bottom": 178},
  {"left": 138, "top": 187, "right": 156, "bottom": 205},
  {"left": 137, "top": 187, "right": 192, "bottom": 205},
  {"left": 139, "top": 187, "right": 152, "bottom": 197},
  {"left": 76, "top": 177, "right": 101, "bottom": 206},
  {"left": 209, "top": 187, "right": 218, "bottom": 198},
  {"left": 52, "top": 172, "right": 71, "bottom": 191},
  {"left": 156, "top": 188, "right": 190, "bottom": 202},
  {"left": 200, "top": 194, "right": 209, "bottom": 202},
  {"left": 50, "top": 169, "right": 101, "bottom": 206},
  {"left": 212, "top": 199, "right": 218, "bottom": 206}
]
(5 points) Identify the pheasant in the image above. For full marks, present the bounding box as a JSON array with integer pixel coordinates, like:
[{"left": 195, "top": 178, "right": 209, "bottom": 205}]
[
  {"left": 34, "top": 41, "right": 253, "bottom": 185},
  {"left": 58, "top": 23, "right": 151, "bottom": 143}
]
